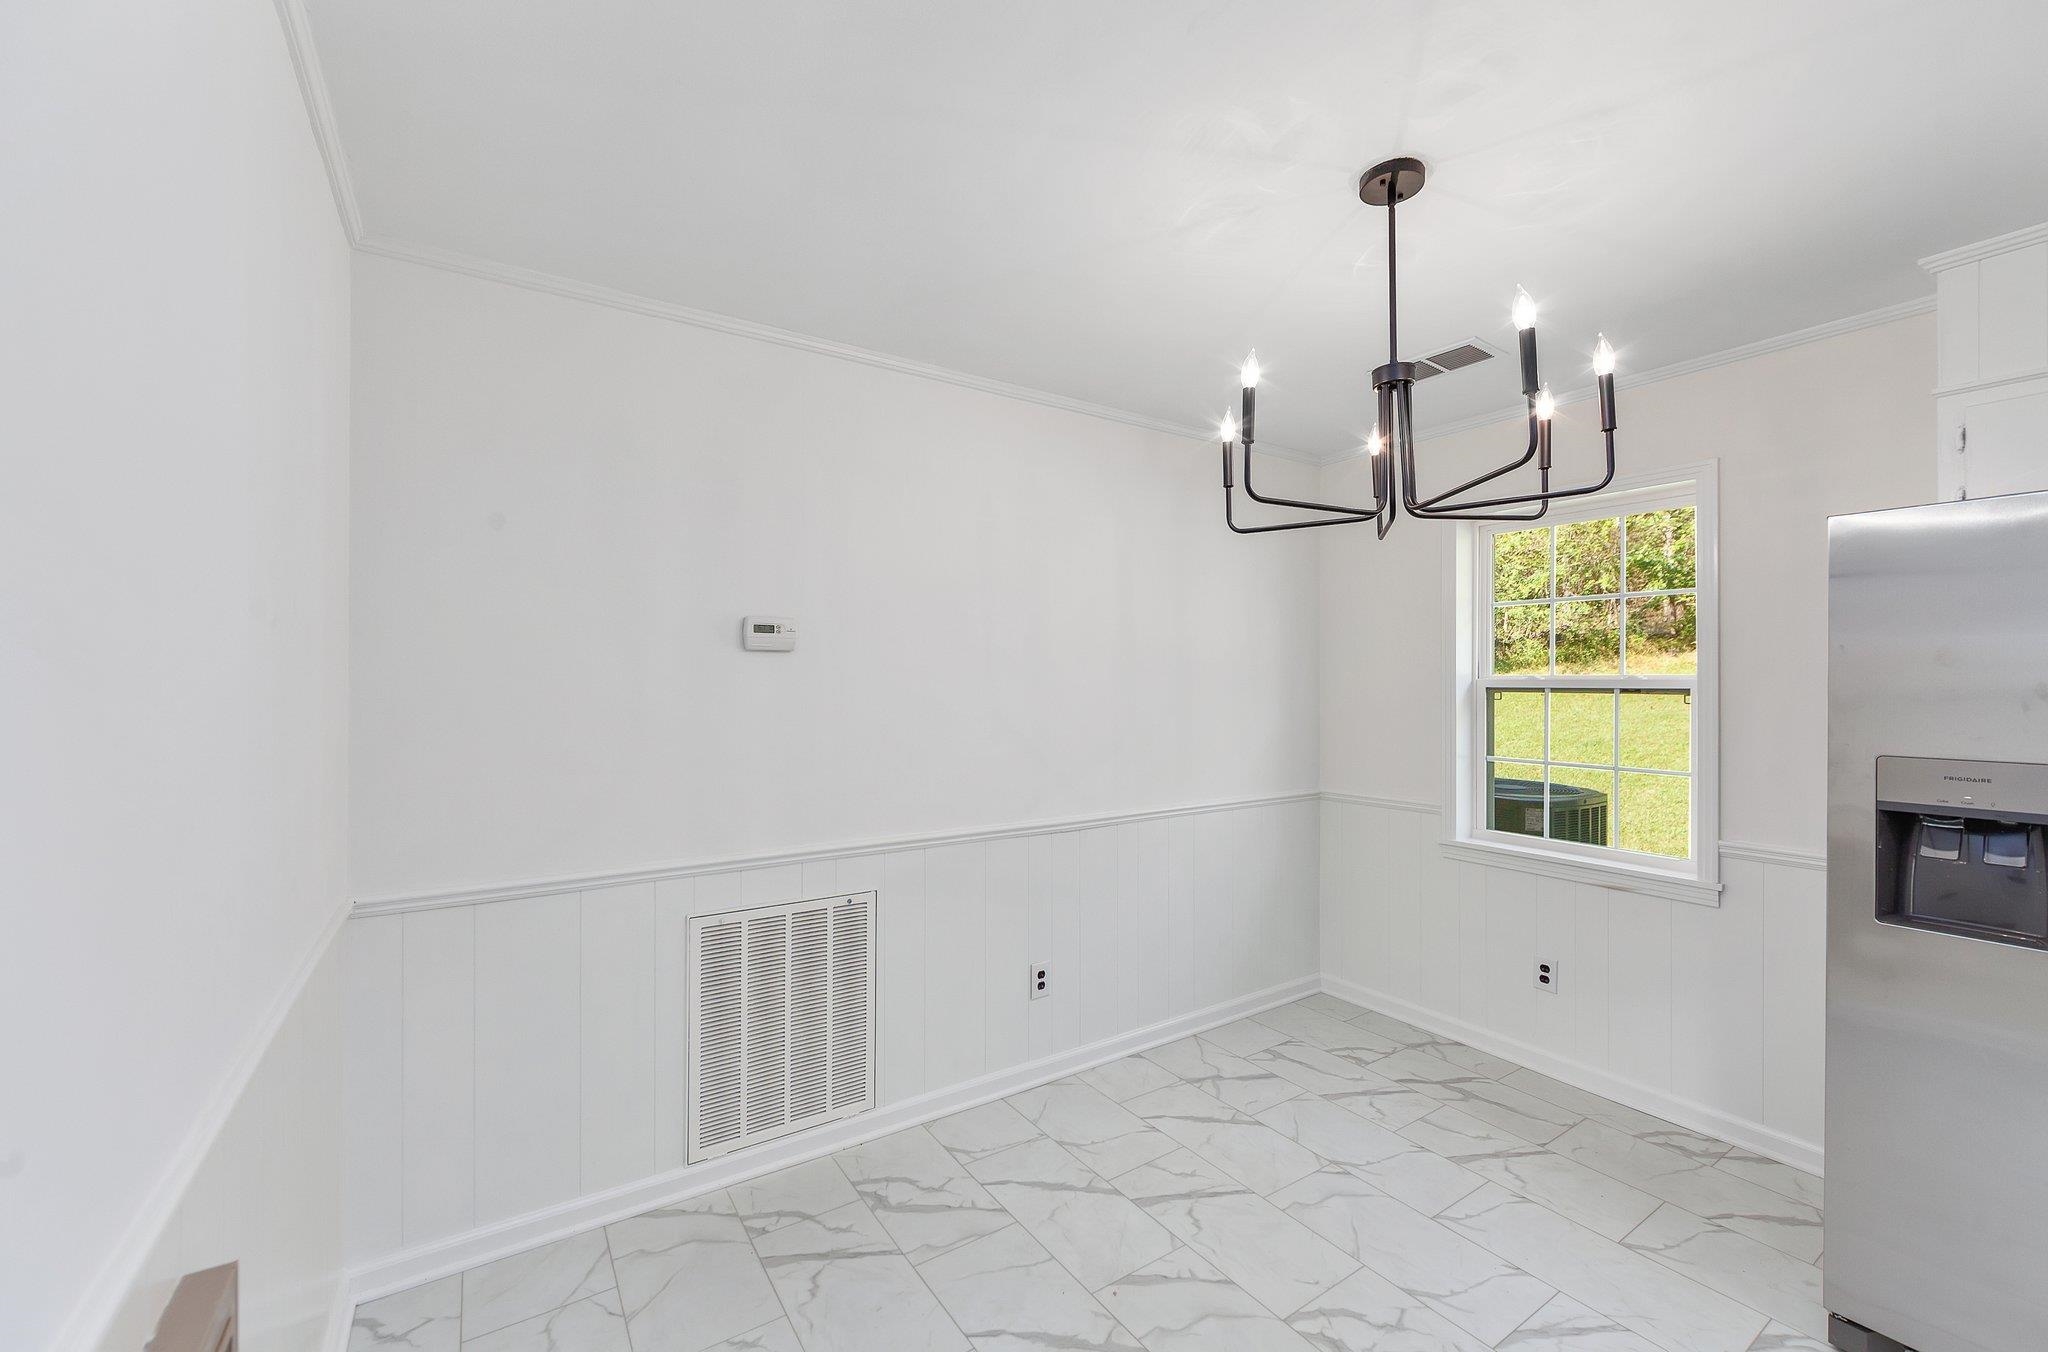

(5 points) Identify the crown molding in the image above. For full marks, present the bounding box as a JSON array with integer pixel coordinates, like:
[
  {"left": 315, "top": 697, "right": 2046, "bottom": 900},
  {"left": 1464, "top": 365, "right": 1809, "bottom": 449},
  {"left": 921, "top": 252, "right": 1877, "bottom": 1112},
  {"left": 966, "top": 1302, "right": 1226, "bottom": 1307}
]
[
  {"left": 1393, "top": 294, "right": 1935, "bottom": 452},
  {"left": 271, "top": 0, "right": 363, "bottom": 242},
  {"left": 1919, "top": 220, "right": 2048, "bottom": 273},
  {"left": 354, "top": 235, "right": 1324, "bottom": 464}
]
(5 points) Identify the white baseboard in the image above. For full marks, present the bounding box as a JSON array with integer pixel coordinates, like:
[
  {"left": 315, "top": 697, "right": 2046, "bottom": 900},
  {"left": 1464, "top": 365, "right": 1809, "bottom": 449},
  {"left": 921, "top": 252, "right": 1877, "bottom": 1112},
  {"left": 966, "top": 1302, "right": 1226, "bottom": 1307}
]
[
  {"left": 1319, "top": 973, "right": 1824, "bottom": 1176},
  {"left": 347, "top": 973, "right": 1321, "bottom": 1302}
]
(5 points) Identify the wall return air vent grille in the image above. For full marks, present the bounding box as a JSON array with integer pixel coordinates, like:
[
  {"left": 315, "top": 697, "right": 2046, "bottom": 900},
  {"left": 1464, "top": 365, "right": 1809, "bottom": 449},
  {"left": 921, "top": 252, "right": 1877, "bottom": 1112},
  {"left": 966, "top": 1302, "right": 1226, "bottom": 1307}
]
[{"left": 687, "top": 891, "right": 877, "bottom": 1163}]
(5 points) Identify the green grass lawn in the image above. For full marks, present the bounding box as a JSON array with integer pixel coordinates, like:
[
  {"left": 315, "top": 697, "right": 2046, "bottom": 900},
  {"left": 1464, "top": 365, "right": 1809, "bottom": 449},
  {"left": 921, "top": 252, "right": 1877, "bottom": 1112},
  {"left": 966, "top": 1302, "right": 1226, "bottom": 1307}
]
[{"left": 1488, "top": 689, "right": 1691, "bottom": 858}]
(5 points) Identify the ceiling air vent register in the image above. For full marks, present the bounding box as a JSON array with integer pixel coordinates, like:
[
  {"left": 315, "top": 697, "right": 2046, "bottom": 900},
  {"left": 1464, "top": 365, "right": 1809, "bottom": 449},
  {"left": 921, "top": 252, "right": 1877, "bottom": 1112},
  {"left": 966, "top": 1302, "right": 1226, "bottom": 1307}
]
[{"left": 1411, "top": 339, "right": 1500, "bottom": 381}]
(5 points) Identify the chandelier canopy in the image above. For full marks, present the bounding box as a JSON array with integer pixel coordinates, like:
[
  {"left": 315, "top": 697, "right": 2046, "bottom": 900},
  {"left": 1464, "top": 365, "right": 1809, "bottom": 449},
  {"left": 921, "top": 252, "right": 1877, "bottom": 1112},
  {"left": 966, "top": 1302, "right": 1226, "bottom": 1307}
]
[{"left": 1220, "top": 157, "right": 1619, "bottom": 540}]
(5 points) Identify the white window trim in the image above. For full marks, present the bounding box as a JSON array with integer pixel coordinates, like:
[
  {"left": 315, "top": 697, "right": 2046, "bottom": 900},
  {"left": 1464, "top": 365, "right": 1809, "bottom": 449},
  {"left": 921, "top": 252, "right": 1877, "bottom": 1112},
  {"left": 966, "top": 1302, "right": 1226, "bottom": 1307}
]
[{"left": 1441, "top": 459, "right": 1722, "bottom": 907}]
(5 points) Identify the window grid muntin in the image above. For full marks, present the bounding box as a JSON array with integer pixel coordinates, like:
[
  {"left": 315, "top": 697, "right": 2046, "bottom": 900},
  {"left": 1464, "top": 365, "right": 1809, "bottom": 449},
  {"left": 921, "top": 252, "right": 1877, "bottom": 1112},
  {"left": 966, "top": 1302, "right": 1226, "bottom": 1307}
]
[{"left": 1483, "top": 508, "right": 1696, "bottom": 859}]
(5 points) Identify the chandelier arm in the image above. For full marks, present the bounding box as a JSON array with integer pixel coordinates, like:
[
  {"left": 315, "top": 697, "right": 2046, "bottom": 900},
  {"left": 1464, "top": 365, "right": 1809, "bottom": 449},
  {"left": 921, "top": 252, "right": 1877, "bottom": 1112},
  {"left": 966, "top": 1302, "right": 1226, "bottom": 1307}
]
[
  {"left": 1407, "top": 425, "right": 1616, "bottom": 515},
  {"left": 1407, "top": 410, "right": 1543, "bottom": 510},
  {"left": 1222, "top": 442, "right": 1381, "bottom": 533},
  {"left": 1396, "top": 380, "right": 1552, "bottom": 521},
  {"left": 1237, "top": 437, "right": 1385, "bottom": 517}
]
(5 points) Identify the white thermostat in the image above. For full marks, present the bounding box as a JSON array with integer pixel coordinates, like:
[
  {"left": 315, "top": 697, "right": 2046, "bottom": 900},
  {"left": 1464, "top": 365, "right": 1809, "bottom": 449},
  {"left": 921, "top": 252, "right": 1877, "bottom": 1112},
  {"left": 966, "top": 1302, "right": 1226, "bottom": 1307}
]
[{"left": 741, "top": 616, "right": 797, "bottom": 651}]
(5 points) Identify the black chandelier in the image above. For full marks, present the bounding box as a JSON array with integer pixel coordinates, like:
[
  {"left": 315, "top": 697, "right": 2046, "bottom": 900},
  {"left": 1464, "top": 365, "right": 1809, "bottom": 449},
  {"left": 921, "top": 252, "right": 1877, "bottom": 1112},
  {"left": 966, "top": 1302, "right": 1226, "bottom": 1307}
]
[{"left": 1220, "top": 156, "right": 1619, "bottom": 540}]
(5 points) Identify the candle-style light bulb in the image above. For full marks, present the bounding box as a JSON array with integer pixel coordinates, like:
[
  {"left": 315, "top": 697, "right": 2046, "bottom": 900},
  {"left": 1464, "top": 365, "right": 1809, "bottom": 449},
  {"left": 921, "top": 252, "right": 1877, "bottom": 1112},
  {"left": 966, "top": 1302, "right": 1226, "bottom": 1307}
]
[
  {"left": 1511, "top": 287, "right": 1538, "bottom": 331},
  {"left": 1240, "top": 351, "right": 1261, "bottom": 389},
  {"left": 1533, "top": 386, "right": 1556, "bottom": 422},
  {"left": 1592, "top": 334, "right": 1616, "bottom": 376},
  {"left": 1219, "top": 414, "right": 1238, "bottom": 443},
  {"left": 1366, "top": 426, "right": 1384, "bottom": 457}
]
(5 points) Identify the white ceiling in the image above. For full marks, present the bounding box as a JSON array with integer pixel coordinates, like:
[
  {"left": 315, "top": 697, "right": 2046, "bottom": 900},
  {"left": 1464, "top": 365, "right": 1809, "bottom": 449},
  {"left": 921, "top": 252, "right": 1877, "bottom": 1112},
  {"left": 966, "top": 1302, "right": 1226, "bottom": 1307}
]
[{"left": 307, "top": 0, "right": 2048, "bottom": 456}]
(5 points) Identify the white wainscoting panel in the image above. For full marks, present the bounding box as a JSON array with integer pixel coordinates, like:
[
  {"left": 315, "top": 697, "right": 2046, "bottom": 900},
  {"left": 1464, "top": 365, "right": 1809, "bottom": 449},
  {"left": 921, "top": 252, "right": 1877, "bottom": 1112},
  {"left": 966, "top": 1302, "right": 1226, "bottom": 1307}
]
[
  {"left": 1320, "top": 796, "right": 1826, "bottom": 1171},
  {"left": 343, "top": 795, "right": 1319, "bottom": 1271}
]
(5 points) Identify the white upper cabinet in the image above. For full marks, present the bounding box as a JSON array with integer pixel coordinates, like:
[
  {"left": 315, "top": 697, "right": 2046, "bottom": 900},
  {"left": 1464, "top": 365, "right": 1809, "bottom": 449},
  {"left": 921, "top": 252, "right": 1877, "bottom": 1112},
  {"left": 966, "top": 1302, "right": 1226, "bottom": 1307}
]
[{"left": 1925, "top": 226, "right": 2048, "bottom": 501}]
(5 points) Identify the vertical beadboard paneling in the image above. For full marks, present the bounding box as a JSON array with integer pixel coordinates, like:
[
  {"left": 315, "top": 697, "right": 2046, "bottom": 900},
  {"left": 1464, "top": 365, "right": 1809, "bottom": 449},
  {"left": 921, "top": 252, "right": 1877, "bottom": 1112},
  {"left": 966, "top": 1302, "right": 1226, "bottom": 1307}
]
[
  {"left": 341, "top": 915, "right": 404, "bottom": 1263},
  {"left": 1321, "top": 799, "right": 1828, "bottom": 1166},
  {"left": 401, "top": 905, "right": 476, "bottom": 1244},
  {"left": 880, "top": 849, "right": 928, "bottom": 1104},
  {"left": 1456, "top": 860, "right": 1487, "bottom": 1022},
  {"left": 983, "top": 836, "right": 1031, "bottom": 1069},
  {"left": 1136, "top": 817, "right": 1175, "bottom": 1026},
  {"left": 1166, "top": 814, "right": 1197, "bottom": 1016},
  {"left": 580, "top": 883, "right": 656, "bottom": 1193},
  {"left": 474, "top": 896, "right": 581, "bottom": 1222},
  {"left": 1383, "top": 809, "right": 1424, "bottom": 1005},
  {"left": 1671, "top": 857, "right": 1765, "bottom": 1122},
  {"left": 1571, "top": 885, "right": 1613, "bottom": 1067},
  {"left": 1603, "top": 892, "right": 1674, "bottom": 1091},
  {"left": 1531, "top": 878, "right": 1578, "bottom": 1059},
  {"left": 1026, "top": 833, "right": 1056, "bottom": 1060},
  {"left": 1483, "top": 867, "right": 1539, "bottom": 1037},
  {"left": 361, "top": 798, "right": 1322, "bottom": 1259},
  {"left": 1075, "top": 826, "right": 1119, "bottom": 1044},
  {"left": 1762, "top": 863, "right": 1827, "bottom": 1144},
  {"left": 650, "top": 875, "right": 695, "bottom": 1172},
  {"left": 1417, "top": 823, "right": 1462, "bottom": 1017},
  {"left": 923, "top": 842, "right": 988, "bottom": 1087}
]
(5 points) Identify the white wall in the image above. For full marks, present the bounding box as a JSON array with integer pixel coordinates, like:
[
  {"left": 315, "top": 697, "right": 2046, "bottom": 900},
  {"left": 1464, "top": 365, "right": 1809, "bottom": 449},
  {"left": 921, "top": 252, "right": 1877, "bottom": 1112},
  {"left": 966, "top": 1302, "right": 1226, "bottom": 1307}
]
[
  {"left": 0, "top": 3, "right": 352, "bottom": 1348},
  {"left": 350, "top": 255, "right": 1322, "bottom": 904},
  {"left": 342, "top": 255, "right": 1325, "bottom": 1280},
  {"left": 1316, "top": 314, "right": 1935, "bottom": 1167}
]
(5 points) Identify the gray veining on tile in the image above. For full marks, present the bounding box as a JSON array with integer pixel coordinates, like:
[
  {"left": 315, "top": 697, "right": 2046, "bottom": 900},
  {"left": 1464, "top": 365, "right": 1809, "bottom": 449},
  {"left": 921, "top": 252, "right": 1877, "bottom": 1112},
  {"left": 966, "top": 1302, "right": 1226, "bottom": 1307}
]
[
  {"left": 1711, "top": 1152, "right": 1824, "bottom": 1211},
  {"left": 607, "top": 1202, "right": 782, "bottom": 1352},
  {"left": 1746, "top": 1322, "right": 1831, "bottom": 1351},
  {"left": 1550, "top": 1121, "right": 1823, "bottom": 1262},
  {"left": 916, "top": 1222, "right": 1144, "bottom": 1352},
  {"left": 693, "top": 1321, "right": 804, "bottom": 1352},
  {"left": 1123, "top": 1082, "right": 1323, "bottom": 1195},
  {"left": 1078, "top": 1054, "right": 1182, "bottom": 1104},
  {"left": 1250, "top": 1004, "right": 1404, "bottom": 1061},
  {"left": 728, "top": 1157, "right": 862, "bottom": 1237},
  {"left": 1250, "top": 1042, "right": 1441, "bottom": 1131},
  {"left": 1113, "top": 1149, "right": 1358, "bottom": 1318},
  {"left": 1438, "top": 1185, "right": 1767, "bottom": 1352},
  {"left": 1266, "top": 1167, "right": 1554, "bottom": 1344},
  {"left": 461, "top": 1292, "right": 628, "bottom": 1352},
  {"left": 833, "top": 1125, "right": 1012, "bottom": 1265},
  {"left": 606, "top": 1204, "right": 782, "bottom": 1352},
  {"left": 1141, "top": 1036, "right": 1304, "bottom": 1115},
  {"left": 1622, "top": 1204, "right": 1826, "bottom": 1338},
  {"left": 752, "top": 1199, "right": 970, "bottom": 1352},
  {"left": 349, "top": 1275, "right": 461, "bottom": 1352},
  {"left": 1339, "top": 1006, "right": 1439, "bottom": 1045},
  {"left": 462, "top": 1232, "right": 615, "bottom": 1341},
  {"left": 1286, "top": 1264, "right": 1493, "bottom": 1352},
  {"left": 1197, "top": 1016, "right": 1293, "bottom": 1057},
  {"left": 961, "top": 1136, "right": 1174, "bottom": 1289},
  {"left": 1296, "top": 994, "right": 1376, "bottom": 1022},
  {"left": 1373, "top": 1057, "right": 1583, "bottom": 1145},
  {"left": 1496, "top": 1294, "right": 1662, "bottom": 1350},
  {"left": 1256, "top": 1095, "right": 1485, "bottom": 1213},
  {"left": 1401, "top": 1107, "right": 1661, "bottom": 1241},
  {"left": 1500, "top": 1069, "right": 1731, "bottom": 1163},
  {"left": 929, "top": 1100, "right": 1045, "bottom": 1166},
  {"left": 1094, "top": 1247, "right": 1320, "bottom": 1352},
  {"left": 1006, "top": 1079, "right": 1176, "bottom": 1178}
]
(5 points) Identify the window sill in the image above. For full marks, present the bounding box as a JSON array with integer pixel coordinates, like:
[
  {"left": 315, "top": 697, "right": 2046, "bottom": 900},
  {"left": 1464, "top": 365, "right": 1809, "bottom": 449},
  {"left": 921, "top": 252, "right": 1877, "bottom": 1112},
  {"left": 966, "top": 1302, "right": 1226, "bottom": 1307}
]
[{"left": 1440, "top": 836, "right": 1723, "bottom": 907}]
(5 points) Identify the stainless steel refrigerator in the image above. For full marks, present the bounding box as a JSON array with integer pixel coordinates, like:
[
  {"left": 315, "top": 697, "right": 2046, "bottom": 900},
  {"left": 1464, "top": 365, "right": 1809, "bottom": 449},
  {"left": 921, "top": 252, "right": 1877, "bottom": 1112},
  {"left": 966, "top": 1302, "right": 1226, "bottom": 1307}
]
[{"left": 1827, "top": 490, "right": 2048, "bottom": 1351}]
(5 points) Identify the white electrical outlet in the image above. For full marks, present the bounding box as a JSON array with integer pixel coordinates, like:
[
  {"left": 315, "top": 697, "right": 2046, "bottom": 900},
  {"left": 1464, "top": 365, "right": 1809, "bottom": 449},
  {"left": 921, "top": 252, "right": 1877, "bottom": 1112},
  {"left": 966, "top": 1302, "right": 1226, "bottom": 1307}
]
[
  {"left": 1534, "top": 959, "right": 1560, "bottom": 993},
  {"left": 1029, "top": 963, "right": 1050, "bottom": 1000}
]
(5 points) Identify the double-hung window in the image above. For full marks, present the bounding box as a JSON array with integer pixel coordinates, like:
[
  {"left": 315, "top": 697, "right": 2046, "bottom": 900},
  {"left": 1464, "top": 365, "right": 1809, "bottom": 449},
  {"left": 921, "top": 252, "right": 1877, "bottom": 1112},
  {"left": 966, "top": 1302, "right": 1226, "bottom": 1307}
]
[{"left": 1455, "top": 471, "right": 1717, "bottom": 895}]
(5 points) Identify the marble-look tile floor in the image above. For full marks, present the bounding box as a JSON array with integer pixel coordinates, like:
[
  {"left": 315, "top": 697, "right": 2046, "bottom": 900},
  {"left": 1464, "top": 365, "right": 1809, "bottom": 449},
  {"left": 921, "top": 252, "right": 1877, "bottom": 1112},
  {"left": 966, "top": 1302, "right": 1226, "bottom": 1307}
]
[{"left": 348, "top": 995, "right": 1827, "bottom": 1352}]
